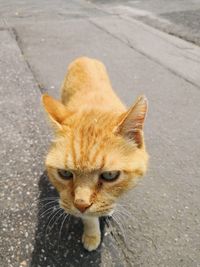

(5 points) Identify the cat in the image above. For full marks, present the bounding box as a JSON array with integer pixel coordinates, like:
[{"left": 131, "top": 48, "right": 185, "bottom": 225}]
[{"left": 42, "top": 57, "right": 148, "bottom": 251}]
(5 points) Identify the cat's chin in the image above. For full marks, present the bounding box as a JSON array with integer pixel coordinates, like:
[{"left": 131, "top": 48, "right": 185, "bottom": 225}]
[
  {"left": 80, "top": 207, "right": 114, "bottom": 218},
  {"left": 80, "top": 209, "right": 114, "bottom": 218},
  {"left": 62, "top": 208, "right": 114, "bottom": 219}
]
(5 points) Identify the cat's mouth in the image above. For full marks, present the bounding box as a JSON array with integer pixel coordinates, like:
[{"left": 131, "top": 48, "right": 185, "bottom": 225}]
[{"left": 59, "top": 200, "right": 113, "bottom": 217}]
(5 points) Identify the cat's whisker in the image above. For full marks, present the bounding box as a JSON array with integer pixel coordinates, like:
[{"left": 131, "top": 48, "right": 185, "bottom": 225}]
[
  {"left": 45, "top": 208, "right": 62, "bottom": 234},
  {"left": 37, "top": 197, "right": 59, "bottom": 205},
  {"left": 116, "top": 212, "right": 131, "bottom": 226},
  {"left": 47, "top": 209, "right": 65, "bottom": 235},
  {"left": 29, "top": 197, "right": 59, "bottom": 208},
  {"left": 38, "top": 197, "right": 59, "bottom": 201},
  {"left": 105, "top": 217, "right": 122, "bottom": 247},
  {"left": 38, "top": 202, "right": 59, "bottom": 212},
  {"left": 114, "top": 208, "right": 132, "bottom": 219},
  {"left": 39, "top": 208, "right": 57, "bottom": 220},
  {"left": 116, "top": 204, "right": 132, "bottom": 217},
  {"left": 39, "top": 200, "right": 58, "bottom": 208},
  {"left": 114, "top": 211, "right": 132, "bottom": 241},
  {"left": 105, "top": 217, "right": 114, "bottom": 231},
  {"left": 38, "top": 199, "right": 59, "bottom": 209},
  {"left": 58, "top": 213, "right": 66, "bottom": 240},
  {"left": 106, "top": 220, "right": 118, "bottom": 250},
  {"left": 116, "top": 203, "right": 131, "bottom": 209},
  {"left": 104, "top": 218, "right": 131, "bottom": 267},
  {"left": 114, "top": 212, "right": 130, "bottom": 224},
  {"left": 115, "top": 207, "right": 137, "bottom": 227},
  {"left": 44, "top": 208, "right": 63, "bottom": 248},
  {"left": 32, "top": 196, "right": 59, "bottom": 201},
  {"left": 116, "top": 202, "right": 131, "bottom": 209},
  {"left": 58, "top": 213, "right": 70, "bottom": 245},
  {"left": 38, "top": 206, "right": 57, "bottom": 219},
  {"left": 116, "top": 210, "right": 131, "bottom": 219},
  {"left": 112, "top": 213, "right": 127, "bottom": 245}
]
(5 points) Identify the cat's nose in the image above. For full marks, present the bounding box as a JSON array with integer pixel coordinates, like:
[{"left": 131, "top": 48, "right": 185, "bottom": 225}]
[{"left": 74, "top": 199, "right": 92, "bottom": 213}]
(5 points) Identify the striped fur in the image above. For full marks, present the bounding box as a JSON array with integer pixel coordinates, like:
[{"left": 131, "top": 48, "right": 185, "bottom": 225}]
[{"left": 42, "top": 57, "right": 149, "bottom": 250}]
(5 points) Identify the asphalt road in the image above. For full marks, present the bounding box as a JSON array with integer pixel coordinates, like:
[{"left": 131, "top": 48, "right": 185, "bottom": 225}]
[
  {"left": 0, "top": 0, "right": 200, "bottom": 266},
  {"left": 89, "top": 0, "right": 200, "bottom": 46}
]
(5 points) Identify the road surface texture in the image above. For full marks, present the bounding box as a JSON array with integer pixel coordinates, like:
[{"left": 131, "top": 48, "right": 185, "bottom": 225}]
[
  {"left": 0, "top": 0, "right": 200, "bottom": 267},
  {"left": 89, "top": 0, "right": 200, "bottom": 46}
]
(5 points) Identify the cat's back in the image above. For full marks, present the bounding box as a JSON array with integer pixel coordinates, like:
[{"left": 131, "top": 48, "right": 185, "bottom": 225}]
[
  {"left": 61, "top": 57, "right": 110, "bottom": 102},
  {"left": 61, "top": 57, "right": 125, "bottom": 112},
  {"left": 68, "top": 57, "right": 110, "bottom": 83}
]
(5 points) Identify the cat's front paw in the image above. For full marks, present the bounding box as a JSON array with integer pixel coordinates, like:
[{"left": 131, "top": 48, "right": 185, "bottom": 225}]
[{"left": 82, "top": 232, "right": 101, "bottom": 251}]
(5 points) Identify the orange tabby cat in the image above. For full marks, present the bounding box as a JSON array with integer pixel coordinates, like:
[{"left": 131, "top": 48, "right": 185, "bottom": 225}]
[{"left": 42, "top": 57, "right": 148, "bottom": 251}]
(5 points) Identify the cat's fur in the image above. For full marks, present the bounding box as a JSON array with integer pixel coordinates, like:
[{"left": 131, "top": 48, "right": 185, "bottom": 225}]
[{"left": 42, "top": 57, "right": 148, "bottom": 251}]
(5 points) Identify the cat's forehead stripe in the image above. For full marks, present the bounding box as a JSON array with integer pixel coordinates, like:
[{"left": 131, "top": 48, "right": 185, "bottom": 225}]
[
  {"left": 70, "top": 132, "right": 77, "bottom": 168},
  {"left": 64, "top": 128, "right": 107, "bottom": 170},
  {"left": 79, "top": 127, "right": 85, "bottom": 164}
]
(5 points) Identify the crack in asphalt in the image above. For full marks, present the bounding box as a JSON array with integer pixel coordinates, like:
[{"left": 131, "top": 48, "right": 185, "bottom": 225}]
[
  {"left": 12, "top": 27, "right": 46, "bottom": 94},
  {"left": 0, "top": 19, "right": 45, "bottom": 95}
]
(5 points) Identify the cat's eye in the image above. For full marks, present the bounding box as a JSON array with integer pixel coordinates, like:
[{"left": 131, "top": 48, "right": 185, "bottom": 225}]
[
  {"left": 57, "top": 169, "right": 73, "bottom": 180},
  {"left": 100, "top": 171, "right": 120, "bottom": 181}
]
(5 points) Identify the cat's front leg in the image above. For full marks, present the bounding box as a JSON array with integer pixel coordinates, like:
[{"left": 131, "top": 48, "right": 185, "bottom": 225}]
[{"left": 82, "top": 217, "right": 101, "bottom": 251}]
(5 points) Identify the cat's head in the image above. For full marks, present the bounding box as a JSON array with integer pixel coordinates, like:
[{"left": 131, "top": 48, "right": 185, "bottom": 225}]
[{"left": 42, "top": 95, "right": 148, "bottom": 218}]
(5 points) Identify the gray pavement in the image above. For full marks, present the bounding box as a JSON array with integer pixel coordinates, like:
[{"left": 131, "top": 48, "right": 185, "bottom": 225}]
[
  {"left": 0, "top": 0, "right": 200, "bottom": 266},
  {"left": 89, "top": 0, "right": 200, "bottom": 46},
  {"left": 0, "top": 30, "right": 49, "bottom": 266}
]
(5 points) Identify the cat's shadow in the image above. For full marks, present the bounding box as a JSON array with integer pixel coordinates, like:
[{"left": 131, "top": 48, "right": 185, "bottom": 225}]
[{"left": 31, "top": 172, "right": 104, "bottom": 267}]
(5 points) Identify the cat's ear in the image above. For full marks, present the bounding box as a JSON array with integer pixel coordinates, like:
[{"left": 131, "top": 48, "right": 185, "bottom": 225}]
[
  {"left": 42, "top": 94, "right": 69, "bottom": 128},
  {"left": 116, "top": 95, "right": 148, "bottom": 148}
]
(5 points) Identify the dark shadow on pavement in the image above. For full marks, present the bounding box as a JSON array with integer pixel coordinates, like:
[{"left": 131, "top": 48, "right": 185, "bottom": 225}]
[{"left": 31, "top": 172, "right": 105, "bottom": 267}]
